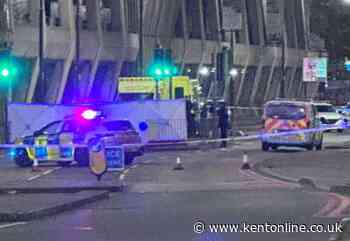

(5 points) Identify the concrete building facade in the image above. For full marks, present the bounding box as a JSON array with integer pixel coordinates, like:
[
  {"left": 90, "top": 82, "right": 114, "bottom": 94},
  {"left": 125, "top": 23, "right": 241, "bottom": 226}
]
[{"left": 0, "top": 0, "right": 319, "bottom": 106}]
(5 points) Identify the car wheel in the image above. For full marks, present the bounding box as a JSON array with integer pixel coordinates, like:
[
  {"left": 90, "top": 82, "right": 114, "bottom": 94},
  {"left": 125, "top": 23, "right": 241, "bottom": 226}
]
[
  {"left": 262, "top": 142, "right": 270, "bottom": 152},
  {"left": 125, "top": 154, "right": 134, "bottom": 165},
  {"left": 337, "top": 129, "right": 344, "bottom": 133},
  {"left": 74, "top": 148, "right": 89, "bottom": 167},
  {"left": 57, "top": 161, "right": 72, "bottom": 167},
  {"left": 271, "top": 145, "right": 278, "bottom": 151},
  {"left": 14, "top": 149, "right": 33, "bottom": 167}
]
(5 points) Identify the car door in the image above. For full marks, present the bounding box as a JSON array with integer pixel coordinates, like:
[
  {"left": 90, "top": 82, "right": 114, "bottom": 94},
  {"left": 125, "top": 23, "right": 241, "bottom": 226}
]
[{"left": 36, "top": 121, "right": 63, "bottom": 160}]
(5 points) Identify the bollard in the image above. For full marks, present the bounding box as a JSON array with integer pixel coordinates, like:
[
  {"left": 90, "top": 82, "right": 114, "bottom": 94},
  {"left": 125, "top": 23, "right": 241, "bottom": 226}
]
[
  {"left": 173, "top": 157, "right": 184, "bottom": 171},
  {"left": 241, "top": 151, "right": 251, "bottom": 170}
]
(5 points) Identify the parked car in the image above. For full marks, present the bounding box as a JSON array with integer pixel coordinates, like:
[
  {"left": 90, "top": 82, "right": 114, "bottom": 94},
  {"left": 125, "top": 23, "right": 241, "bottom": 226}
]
[
  {"left": 337, "top": 102, "right": 350, "bottom": 119},
  {"left": 313, "top": 102, "right": 347, "bottom": 133},
  {"left": 12, "top": 115, "right": 144, "bottom": 167}
]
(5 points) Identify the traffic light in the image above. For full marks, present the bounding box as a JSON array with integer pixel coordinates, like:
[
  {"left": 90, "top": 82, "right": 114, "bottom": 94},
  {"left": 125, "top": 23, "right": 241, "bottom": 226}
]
[
  {"left": 0, "top": 50, "right": 17, "bottom": 82},
  {"left": 1, "top": 68, "right": 9, "bottom": 77},
  {"left": 148, "top": 48, "right": 178, "bottom": 79}
]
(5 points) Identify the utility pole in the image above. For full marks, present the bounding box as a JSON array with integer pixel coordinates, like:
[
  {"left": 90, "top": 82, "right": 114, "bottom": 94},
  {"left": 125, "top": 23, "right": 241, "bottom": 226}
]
[
  {"left": 75, "top": 0, "right": 81, "bottom": 102},
  {"left": 279, "top": 0, "right": 286, "bottom": 98},
  {"left": 38, "top": 0, "right": 45, "bottom": 101},
  {"left": 280, "top": 33, "right": 286, "bottom": 98},
  {"left": 139, "top": 0, "right": 144, "bottom": 76}
]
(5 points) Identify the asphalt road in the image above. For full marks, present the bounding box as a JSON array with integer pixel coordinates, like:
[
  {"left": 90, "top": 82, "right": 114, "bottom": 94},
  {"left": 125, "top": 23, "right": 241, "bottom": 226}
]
[{"left": 0, "top": 132, "right": 350, "bottom": 241}]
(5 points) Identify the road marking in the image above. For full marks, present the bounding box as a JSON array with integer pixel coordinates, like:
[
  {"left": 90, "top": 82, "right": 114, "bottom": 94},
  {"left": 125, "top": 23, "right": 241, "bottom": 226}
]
[
  {"left": 74, "top": 226, "right": 94, "bottom": 231},
  {"left": 27, "top": 175, "right": 41, "bottom": 181},
  {"left": 0, "top": 222, "right": 27, "bottom": 229},
  {"left": 314, "top": 193, "right": 350, "bottom": 218},
  {"left": 27, "top": 167, "right": 61, "bottom": 182}
]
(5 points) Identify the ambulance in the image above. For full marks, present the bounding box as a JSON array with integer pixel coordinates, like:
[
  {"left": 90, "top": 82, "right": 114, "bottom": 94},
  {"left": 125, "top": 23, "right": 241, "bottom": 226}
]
[
  {"left": 117, "top": 76, "right": 193, "bottom": 101},
  {"left": 261, "top": 100, "right": 323, "bottom": 151}
]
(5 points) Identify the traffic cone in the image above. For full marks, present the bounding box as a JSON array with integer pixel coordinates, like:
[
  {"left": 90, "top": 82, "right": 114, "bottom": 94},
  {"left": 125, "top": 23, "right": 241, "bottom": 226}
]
[
  {"left": 32, "top": 158, "right": 41, "bottom": 172},
  {"left": 241, "top": 152, "right": 251, "bottom": 170},
  {"left": 173, "top": 157, "right": 184, "bottom": 171}
]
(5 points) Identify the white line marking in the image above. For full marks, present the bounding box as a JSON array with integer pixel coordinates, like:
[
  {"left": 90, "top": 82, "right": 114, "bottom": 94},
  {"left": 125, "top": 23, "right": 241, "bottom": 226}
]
[
  {"left": 27, "top": 175, "right": 41, "bottom": 181},
  {"left": 42, "top": 170, "right": 53, "bottom": 175},
  {"left": 27, "top": 167, "right": 61, "bottom": 182},
  {"left": 0, "top": 222, "right": 27, "bottom": 229}
]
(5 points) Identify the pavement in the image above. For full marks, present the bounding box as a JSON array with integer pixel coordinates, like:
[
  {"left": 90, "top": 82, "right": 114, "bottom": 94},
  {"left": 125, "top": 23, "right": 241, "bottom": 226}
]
[
  {"left": 0, "top": 155, "right": 123, "bottom": 223},
  {"left": 0, "top": 191, "right": 109, "bottom": 222}
]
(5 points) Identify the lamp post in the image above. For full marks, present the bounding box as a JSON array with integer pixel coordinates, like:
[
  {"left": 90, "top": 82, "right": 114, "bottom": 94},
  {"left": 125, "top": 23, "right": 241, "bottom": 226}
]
[
  {"left": 75, "top": 0, "right": 81, "bottom": 102},
  {"left": 38, "top": 0, "right": 45, "bottom": 101}
]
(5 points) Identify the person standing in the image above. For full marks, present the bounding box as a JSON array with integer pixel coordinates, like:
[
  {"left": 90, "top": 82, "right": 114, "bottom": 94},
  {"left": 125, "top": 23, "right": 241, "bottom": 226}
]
[{"left": 217, "top": 101, "right": 229, "bottom": 147}]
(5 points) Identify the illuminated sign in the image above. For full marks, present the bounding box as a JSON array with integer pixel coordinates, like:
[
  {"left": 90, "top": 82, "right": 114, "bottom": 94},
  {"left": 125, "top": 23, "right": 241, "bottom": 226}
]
[{"left": 303, "top": 58, "right": 328, "bottom": 82}]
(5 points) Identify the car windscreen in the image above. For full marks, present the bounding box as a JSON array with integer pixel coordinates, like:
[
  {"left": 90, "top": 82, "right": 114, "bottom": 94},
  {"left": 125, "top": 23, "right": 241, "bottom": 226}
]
[
  {"left": 265, "top": 104, "right": 306, "bottom": 120},
  {"left": 316, "top": 105, "right": 335, "bottom": 113},
  {"left": 62, "top": 120, "right": 104, "bottom": 134},
  {"left": 103, "top": 121, "right": 135, "bottom": 131}
]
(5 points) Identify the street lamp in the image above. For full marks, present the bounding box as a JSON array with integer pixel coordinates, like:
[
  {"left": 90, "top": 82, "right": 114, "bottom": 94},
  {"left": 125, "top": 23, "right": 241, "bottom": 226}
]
[
  {"left": 229, "top": 68, "right": 238, "bottom": 77},
  {"left": 199, "top": 66, "right": 210, "bottom": 76}
]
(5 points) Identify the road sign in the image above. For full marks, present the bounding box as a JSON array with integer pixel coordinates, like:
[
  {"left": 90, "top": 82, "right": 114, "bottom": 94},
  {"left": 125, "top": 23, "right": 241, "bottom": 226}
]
[
  {"left": 89, "top": 146, "right": 107, "bottom": 181},
  {"left": 105, "top": 146, "right": 124, "bottom": 171}
]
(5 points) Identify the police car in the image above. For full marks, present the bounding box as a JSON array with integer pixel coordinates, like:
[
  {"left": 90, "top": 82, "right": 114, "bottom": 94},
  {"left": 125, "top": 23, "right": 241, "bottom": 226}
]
[{"left": 13, "top": 109, "right": 144, "bottom": 167}]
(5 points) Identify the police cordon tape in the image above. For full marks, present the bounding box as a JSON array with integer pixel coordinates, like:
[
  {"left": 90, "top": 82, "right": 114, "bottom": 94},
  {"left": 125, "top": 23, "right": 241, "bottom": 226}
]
[{"left": 0, "top": 121, "right": 348, "bottom": 150}]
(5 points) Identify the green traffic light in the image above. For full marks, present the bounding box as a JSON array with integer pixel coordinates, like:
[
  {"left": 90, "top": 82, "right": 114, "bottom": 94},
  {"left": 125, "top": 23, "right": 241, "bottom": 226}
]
[
  {"left": 155, "top": 68, "right": 163, "bottom": 76},
  {"left": 163, "top": 68, "right": 171, "bottom": 76},
  {"left": 1, "top": 68, "right": 9, "bottom": 77}
]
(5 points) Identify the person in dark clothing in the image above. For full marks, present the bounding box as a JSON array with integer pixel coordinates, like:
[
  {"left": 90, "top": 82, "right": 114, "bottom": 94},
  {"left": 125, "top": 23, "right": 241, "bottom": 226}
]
[{"left": 217, "top": 101, "right": 229, "bottom": 147}]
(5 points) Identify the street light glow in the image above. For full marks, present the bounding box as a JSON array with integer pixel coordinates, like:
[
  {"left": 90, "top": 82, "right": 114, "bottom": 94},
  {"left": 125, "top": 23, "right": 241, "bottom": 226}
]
[
  {"left": 199, "top": 67, "right": 209, "bottom": 76},
  {"left": 229, "top": 68, "right": 239, "bottom": 77},
  {"left": 1, "top": 68, "right": 9, "bottom": 77}
]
